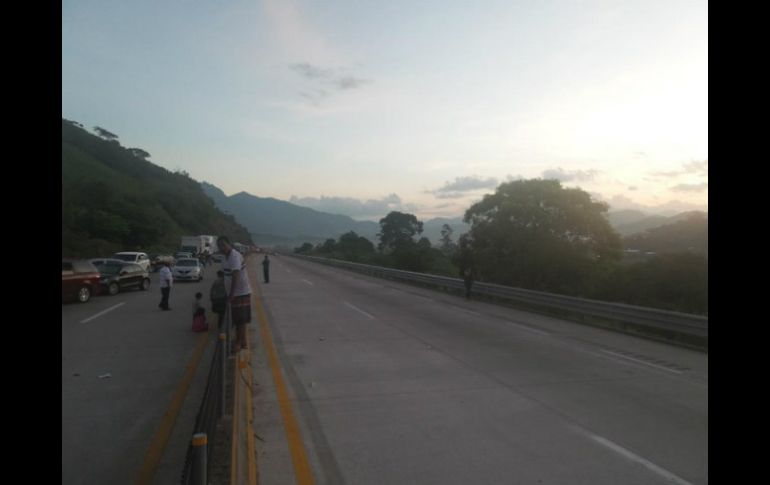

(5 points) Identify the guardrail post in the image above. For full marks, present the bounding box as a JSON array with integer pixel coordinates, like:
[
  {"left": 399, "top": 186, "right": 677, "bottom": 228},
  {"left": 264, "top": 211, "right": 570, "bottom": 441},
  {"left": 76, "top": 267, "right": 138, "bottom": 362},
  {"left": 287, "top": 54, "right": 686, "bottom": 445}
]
[{"left": 191, "top": 433, "right": 207, "bottom": 485}]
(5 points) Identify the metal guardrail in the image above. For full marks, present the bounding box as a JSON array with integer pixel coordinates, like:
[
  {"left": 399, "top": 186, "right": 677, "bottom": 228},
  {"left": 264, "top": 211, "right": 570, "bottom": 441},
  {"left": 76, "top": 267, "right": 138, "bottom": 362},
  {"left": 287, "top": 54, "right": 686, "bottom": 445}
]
[
  {"left": 180, "top": 331, "right": 226, "bottom": 485},
  {"left": 291, "top": 254, "right": 708, "bottom": 340},
  {"left": 181, "top": 304, "right": 233, "bottom": 485}
]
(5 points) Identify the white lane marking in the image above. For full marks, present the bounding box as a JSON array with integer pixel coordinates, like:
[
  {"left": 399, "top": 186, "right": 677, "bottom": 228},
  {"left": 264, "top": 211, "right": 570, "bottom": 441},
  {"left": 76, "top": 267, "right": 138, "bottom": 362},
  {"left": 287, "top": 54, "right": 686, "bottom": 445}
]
[
  {"left": 601, "top": 350, "right": 683, "bottom": 374},
  {"left": 343, "top": 302, "right": 375, "bottom": 320},
  {"left": 508, "top": 321, "right": 551, "bottom": 336},
  {"left": 301, "top": 279, "right": 314, "bottom": 286},
  {"left": 80, "top": 302, "right": 126, "bottom": 323},
  {"left": 457, "top": 308, "right": 481, "bottom": 317},
  {"left": 589, "top": 434, "right": 694, "bottom": 485}
]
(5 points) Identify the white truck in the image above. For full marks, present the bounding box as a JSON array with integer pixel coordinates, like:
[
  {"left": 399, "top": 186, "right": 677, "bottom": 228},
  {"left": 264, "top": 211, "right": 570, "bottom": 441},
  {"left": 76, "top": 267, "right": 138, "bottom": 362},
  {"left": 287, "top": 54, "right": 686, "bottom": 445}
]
[
  {"left": 199, "top": 235, "right": 217, "bottom": 256},
  {"left": 180, "top": 236, "right": 205, "bottom": 256}
]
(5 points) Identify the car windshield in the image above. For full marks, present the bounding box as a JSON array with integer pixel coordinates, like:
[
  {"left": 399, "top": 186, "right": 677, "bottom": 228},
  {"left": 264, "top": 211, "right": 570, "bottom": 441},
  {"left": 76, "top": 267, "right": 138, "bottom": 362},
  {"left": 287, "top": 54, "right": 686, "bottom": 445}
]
[
  {"left": 112, "top": 254, "right": 135, "bottom": 262},
  {"left": 176, "top": 259, "right": 198, "bottom": 267}
]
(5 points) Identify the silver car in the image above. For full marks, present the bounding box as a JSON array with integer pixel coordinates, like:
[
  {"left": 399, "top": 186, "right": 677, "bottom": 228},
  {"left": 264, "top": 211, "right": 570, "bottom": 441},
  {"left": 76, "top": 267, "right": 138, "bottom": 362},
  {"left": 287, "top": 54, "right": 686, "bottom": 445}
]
[{"left": 172, "top": 258, "right": 204, "bottom": 282}]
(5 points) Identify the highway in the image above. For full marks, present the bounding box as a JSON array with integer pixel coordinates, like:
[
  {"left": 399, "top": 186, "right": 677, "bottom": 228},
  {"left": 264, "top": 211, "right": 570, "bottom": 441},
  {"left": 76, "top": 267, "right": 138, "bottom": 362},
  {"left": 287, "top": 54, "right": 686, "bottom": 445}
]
[
  {"left": 61, "top": 266, "right": 218, "bottom": 485},
  {"left": 253, "top": 255, "right": 707, "bottom": 485}
]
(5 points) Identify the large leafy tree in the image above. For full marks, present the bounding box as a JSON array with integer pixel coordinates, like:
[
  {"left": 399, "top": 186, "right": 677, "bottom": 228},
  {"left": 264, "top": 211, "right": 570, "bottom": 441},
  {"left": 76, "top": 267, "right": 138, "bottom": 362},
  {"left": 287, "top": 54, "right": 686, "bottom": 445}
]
[
  {"left": 463, "top": 179, "right": 621, "bottom": 294},
  {"left": 377, "top": 211, "right": 424, "bottom": 253}
]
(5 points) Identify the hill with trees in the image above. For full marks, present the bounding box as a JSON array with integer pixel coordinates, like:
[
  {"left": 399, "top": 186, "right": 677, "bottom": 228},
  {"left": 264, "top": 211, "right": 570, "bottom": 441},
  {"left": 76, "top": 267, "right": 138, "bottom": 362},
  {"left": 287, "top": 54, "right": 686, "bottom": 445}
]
[
  {"left": 623, "top": 212, "right": 708, "bottom": 255},
  {"left": 62, "top": 119, "right": 252, "bottom": 257}
]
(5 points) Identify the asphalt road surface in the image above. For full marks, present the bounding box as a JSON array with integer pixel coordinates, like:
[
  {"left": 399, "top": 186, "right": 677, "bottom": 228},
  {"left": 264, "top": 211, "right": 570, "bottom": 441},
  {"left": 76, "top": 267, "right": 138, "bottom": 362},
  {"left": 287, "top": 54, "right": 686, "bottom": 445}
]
[{"left": 252, "top": 255, "right": 707, "bottom": 485}]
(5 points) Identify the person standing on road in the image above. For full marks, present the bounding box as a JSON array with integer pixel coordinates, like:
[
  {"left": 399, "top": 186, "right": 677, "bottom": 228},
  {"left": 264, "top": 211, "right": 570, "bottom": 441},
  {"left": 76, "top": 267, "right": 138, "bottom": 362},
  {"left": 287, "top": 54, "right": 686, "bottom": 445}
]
[
  {"left": 217, "top": 236, "right": 252, "bottom": 351},
  {"left": 210, "top": 270, "right": 227, "bottom": 330},
  {"left": 158, "top": 261, "right": 173, "bottom": 310},
  {"left": 262, "top": 254, "right": 270, "bottom": 283}
]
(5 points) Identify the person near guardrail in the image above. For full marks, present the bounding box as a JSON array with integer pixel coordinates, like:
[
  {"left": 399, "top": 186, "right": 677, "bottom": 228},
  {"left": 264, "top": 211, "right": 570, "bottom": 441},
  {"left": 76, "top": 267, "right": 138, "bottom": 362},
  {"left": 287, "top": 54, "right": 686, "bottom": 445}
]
[
  {"left": 217, "top": 236, "right": 252, "bottom": 351},
  {"left": 210, "top": 270, "right": 227, "bottom": 329},
  {"left": 461, "top": 266, "right": 476, "bottom": 299},
  {"left": 158, "top": 261, "right": 173, "bottom": 310},
  {"left": 262, "top": 254, "right": 270, "bottom": 283}
]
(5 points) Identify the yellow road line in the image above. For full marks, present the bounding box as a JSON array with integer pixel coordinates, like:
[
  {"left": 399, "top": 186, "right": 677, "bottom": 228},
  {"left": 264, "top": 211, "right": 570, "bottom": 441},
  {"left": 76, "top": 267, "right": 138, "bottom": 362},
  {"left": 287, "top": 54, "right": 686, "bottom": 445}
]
[
  {"left": 250, "top": 257, "right": 316, "bottom": 485},
  {"left": 135, "top": 332, "right": 210, "bottom": 485}
]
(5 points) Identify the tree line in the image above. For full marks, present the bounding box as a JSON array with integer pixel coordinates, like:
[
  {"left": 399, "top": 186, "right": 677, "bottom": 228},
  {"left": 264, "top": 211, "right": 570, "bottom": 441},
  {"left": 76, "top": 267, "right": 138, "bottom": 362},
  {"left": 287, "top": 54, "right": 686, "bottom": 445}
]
[{"left": 295, "top": 179, "right": 707, "bottom": 315}]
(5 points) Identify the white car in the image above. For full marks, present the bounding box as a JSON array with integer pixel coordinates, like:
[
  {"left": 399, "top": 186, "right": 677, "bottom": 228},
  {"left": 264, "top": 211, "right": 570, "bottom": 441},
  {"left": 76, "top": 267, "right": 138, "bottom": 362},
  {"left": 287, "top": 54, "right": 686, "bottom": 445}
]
[
  {"left": 111, "top": 252, "right": 151, "bottom": 272},
  {"left": 172, "top": 258, "right": 204, "bottom": 281}
]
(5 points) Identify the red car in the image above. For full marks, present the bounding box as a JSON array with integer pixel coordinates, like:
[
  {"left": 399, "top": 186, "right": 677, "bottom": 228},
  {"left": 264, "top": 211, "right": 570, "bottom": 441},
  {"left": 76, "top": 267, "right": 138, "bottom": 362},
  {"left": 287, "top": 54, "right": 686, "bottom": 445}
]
[{"left": 62, "top": 259, "right": 101, "bottom": 303}]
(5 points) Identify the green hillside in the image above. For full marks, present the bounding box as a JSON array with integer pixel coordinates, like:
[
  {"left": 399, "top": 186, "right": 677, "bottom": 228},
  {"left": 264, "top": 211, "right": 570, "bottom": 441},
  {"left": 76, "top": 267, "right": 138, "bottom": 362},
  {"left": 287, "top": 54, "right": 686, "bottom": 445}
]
[{"left": 62, "top": 119, "right": 252, "bottom": 258}]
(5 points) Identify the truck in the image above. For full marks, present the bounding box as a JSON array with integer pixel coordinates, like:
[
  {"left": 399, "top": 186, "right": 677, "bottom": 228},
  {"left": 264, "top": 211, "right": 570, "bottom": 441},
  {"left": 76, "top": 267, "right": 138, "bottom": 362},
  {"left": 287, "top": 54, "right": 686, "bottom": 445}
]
[
  {"left": 199, "top": 235, "right": 217, "bottom": 256},
  {"left": 180, "top": 236, "right": 205, "bottom": 256}
]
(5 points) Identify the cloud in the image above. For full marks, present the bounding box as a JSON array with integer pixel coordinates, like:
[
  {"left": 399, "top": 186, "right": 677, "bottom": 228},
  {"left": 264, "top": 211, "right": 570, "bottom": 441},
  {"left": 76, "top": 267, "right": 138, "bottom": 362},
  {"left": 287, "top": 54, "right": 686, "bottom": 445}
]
[
  {"left": 651, "top": 160, "right": 708, "bottom": 178},
  {"left": 262, "top": 0, "right": 339, "bottom": 65},
  {"left": 542, "top": 167, "right": 599, "bottom": 182},
  {"left": 290, "top": 63, "right": 334, "bottom": 80},
  {"left": 432, "top": 175, "right": 499, "bottom": 194},
  {"left": 671, "top": 182, "right": 708, "bottom": 193},
  {"left": 336, "top": 76, "right": 371, "bottom": 90},
  {"left": 289, "top": 193, "right": 412, "bottom": 219},
  {"left": 628, "top": 186, "right": 638, "bottom": 191},
  {"left": 287, "top": 62, "right": 373, "bottom": 105},
  {"left": 605, "top": 194, "right": 707, "bottom": 214}
]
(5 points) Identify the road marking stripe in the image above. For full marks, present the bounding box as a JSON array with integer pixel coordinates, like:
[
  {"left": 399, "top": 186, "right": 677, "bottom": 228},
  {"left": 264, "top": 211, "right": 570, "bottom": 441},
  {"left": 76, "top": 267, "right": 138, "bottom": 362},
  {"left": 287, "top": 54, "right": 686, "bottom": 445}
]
[
  {"left": 343, "top": 301, "right": 375, "bottom": 320},
  {"left": 135, "top": 332, "right": 209, "bottom": 485},
  {"left": 254, "top": 289, "right": 316, "bottom": 484},
  {"left": 457, "top": 308, "right": 481, "bottom": 316},
  {"left": 301, "top": 279, "right": 314, "bottom": 286},
  {"left": 589, "top": 434, "right": 694, "bottom": 485},
  {"left": 601, "top": 350, "right": 684, "bottom": 374},
  {"left": 508, "top": 321, "right": 551, "bottom": 336},
  {"left": 80, "top": 302, "right": 125, "bottom": 323}
]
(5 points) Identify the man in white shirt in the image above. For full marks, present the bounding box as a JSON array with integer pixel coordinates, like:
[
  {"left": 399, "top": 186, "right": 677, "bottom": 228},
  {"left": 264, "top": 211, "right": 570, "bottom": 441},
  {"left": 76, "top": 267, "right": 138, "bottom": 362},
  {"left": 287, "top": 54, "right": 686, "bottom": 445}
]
[
  {"left": 158, "top": 261, "right": 173, "bottom": 310},
  {"left": 217, "top": 236, "right": 252, "bottom": 350}
]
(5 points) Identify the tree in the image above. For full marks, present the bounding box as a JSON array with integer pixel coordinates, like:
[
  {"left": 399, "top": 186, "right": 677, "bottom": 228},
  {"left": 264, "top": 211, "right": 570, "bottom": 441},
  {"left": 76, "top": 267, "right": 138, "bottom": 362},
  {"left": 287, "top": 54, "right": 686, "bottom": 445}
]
[
  {"left": 128, "top": 148, "right": 151, "bottom": 160},
  {"left": 94, "top": 126, "right": 119, "bottom": 142},
  {"left": 377, "top": 211, "right": 423, "bottom": 253},
  {"left": 337, "top": 231, "right": 375, "bottom": 262},
  {"left": 439, "top": 223, "right": 457, "bottom": 257},
  {"left": 294, "top": 242, "right": 314, "bottom": 254},
  {"left": 318, "top": 238, "right": 336, "bottom": 253},
  {"left": 463, "top": 179, "right": 621, "bottom": 294}
]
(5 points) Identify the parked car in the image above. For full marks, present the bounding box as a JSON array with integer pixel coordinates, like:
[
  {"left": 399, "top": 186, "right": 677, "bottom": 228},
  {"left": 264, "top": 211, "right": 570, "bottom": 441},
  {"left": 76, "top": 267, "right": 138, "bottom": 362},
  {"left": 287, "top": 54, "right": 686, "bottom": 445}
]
[
  {"left": 62, "top": 259, "right": 101, "bottom": 303},
  {"left": 111, "top": 252, "right": 151, "bottom": 271},
  {"left": 211, "top": 253, "right": 225, "bottom": 263},
  {"left": 172, "top": 258, "right": 205, "bottom": 281},
  {"left": 94, "top": 261, "right": 151, "bottom": 295},
  {"left": 174, "top": 251, "right": 193, "bottom": 260}
]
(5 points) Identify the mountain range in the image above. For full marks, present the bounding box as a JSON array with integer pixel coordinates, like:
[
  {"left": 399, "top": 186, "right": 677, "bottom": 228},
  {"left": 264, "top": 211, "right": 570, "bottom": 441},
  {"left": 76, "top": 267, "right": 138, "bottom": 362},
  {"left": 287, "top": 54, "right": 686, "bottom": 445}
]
[{"left": 201, "top": 182, "right": 470, "bottom": 247}]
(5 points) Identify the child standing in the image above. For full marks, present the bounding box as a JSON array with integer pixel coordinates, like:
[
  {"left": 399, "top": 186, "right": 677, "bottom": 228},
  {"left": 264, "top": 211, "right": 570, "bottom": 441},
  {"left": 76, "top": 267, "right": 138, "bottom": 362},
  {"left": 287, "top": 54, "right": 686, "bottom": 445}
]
[{"left": 192, "top": 292, "right": 208, "bottom": 332}]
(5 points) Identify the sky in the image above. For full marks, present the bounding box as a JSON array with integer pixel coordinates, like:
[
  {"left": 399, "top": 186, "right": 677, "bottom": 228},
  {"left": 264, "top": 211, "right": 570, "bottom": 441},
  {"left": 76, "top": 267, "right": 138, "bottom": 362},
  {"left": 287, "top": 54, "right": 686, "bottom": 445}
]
[{"left": 62, "top": 0, "right": 708, "bottom": 221}]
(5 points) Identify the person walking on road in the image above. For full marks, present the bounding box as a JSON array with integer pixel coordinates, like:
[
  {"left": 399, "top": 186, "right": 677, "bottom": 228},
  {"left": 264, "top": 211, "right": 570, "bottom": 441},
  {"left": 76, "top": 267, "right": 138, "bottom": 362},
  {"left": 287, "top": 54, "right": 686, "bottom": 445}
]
[
  {"left": 210, "top": 270, "right": 227, "bottom": 330},
  {"left": 262, "top": 254, "right": 270, "bottom": 283},
  {"left": 217, "top": 236, "right": 252, "bottom": 351},
  {"left": 158, "top": 261, "right": 173, "bottom": 310}
]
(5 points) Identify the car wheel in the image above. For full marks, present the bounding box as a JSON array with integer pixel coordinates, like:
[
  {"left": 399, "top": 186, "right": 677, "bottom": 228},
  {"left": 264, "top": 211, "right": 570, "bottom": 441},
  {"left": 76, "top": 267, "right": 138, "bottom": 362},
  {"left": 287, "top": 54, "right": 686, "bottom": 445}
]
[
  {"left": 77, "top": 286, "right": 91, "bottom": 303},
  {"left": 108, "top": 282, "right": 119, "bottom": 296},
  {"left": 141, "top": 278, "right": 150, "bottom": 290}
]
